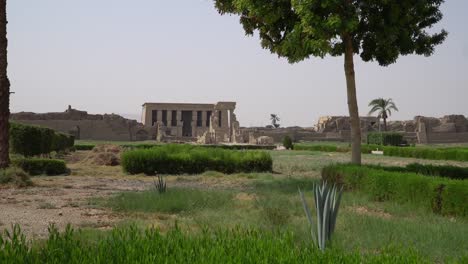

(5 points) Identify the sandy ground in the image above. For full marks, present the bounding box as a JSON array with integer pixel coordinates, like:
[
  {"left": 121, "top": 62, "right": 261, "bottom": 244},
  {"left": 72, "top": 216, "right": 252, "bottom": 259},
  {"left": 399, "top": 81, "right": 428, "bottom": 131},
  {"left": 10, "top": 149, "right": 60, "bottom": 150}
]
[{"left": 0, "top": 175, "right": 150, "bottom": 239}]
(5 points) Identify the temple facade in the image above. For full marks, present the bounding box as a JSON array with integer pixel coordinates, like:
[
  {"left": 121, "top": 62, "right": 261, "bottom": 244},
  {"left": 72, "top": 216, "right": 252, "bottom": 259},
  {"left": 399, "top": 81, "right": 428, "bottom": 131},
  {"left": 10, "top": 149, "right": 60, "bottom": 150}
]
[{"left": 141, "top": 102, "right": 241, "bottom": 143}]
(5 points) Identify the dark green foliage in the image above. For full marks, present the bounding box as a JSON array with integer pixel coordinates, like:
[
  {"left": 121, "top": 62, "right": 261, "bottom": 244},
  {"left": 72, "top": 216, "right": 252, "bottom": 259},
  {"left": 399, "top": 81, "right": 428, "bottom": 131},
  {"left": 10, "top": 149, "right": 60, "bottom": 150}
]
[
  {"left": 369, "top": 163, "right": 468, "bottom": 180},
  {"left": 0, "top": 167, "right": 32, "bottom": 187},
  {"left": 214, "top": 1, "right": 446, "bottom": 65},
  {"left": 12, "top": 158, "right": 69, "bottom": 176},
  {"left": 367, "top": 132, "right": 404, "bottom": 146},
  {"left": 322, "top": 164, "right": 468, "bottom": 217},
  {"left": 9, "top": 122, "right": 74, "bottom": 156},
  {"left": 74, "top": 144, "right": 95, "bottom": 151},
  {"left": 0, "top": 224, "right": 431, "bottom": 263},
  {"left": 121, "top": 144, "right": 273, "bottom": 175},
  {"left": 283, "top": 136, "right": 293, "bottom": 150}
]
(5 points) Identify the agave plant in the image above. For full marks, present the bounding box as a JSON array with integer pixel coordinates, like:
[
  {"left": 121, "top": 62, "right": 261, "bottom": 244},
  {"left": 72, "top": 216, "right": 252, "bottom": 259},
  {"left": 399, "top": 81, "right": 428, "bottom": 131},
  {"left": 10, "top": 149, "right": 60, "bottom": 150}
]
[
  {"left": 153, "top": 174, "right": 167, "bottom": 194},
  {"left": 299, "top": 181, "right": 343, "bottom": 251}
]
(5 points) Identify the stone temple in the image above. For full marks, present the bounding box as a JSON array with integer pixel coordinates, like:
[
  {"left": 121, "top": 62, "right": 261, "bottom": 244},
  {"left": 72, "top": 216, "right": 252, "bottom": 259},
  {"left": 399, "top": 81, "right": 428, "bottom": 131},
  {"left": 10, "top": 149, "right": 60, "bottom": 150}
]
[{"left": 141, "top": 102, "right": 242, "bottom": 143}]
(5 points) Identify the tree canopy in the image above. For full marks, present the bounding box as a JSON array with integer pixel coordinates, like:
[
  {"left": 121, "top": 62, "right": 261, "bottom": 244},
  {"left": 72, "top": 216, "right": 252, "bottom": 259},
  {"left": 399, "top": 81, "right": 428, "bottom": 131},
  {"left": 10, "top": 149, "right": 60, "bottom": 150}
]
[{"left": 214, "top": 0, "right": 447, "bottom": 65}]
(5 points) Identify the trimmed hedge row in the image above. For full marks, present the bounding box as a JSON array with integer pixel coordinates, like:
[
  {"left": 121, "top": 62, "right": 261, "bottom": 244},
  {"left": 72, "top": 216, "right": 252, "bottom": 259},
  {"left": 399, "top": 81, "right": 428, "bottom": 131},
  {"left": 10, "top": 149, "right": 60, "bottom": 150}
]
[
  {"left": 12, "top": 158, "right": 70, "bottom": 176},
  {"left": 322, "top": 164, "right": 468, "bottom": 217},
  {"left": 368, "top": 163, "right": 468, "bottom": 180},
  {"left": 294, "top": 143, "right": 468, "bottom": 162},
  {"left": 74, "top": 144, "right": 96, "bottom": 151},
  {"left": 367, "top": 132, "right": 404, "bottom": 146},
  {"left": 121, "top": 144, "right": 273, "bottom": 175},
  {"left": 10, "top": 122, "right": 74, "bottom": 157},
  {"left": 122, "top": 144, "right": 277, "bottom": 151}
]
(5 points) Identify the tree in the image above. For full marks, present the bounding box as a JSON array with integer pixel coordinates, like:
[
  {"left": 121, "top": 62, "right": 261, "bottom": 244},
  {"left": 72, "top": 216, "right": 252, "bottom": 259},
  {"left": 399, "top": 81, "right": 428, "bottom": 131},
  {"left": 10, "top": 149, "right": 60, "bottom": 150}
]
[
  {"left": 0, "top": 0, "right": 10, "bottom": 169},
  {"left": 214, "top": 0, "right": 447, "bottom": 165},
  {"left": 368, "top": 98, "right": 398, "bottom": 132},
  {"left": 270, "top": 114, "right": 280, "bottom": 128}
]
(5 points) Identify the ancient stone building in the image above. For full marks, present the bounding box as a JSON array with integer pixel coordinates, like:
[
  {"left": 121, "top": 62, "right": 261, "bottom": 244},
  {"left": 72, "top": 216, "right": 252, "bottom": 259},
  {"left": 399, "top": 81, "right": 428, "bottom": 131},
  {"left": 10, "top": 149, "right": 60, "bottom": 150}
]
[
  {"left": 11, "top": 106, "right": 152, "bottom": 141},
  {"left": 141, "top": 102, "right": 241, "bottom": 143}
]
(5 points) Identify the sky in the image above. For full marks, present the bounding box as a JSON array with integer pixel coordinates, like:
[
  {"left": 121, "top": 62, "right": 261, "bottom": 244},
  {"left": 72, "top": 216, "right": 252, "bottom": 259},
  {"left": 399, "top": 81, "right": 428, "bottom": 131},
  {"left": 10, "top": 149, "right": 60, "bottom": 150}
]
[{"left": 7, "top": 1, "right": 468, "bottom": 127}]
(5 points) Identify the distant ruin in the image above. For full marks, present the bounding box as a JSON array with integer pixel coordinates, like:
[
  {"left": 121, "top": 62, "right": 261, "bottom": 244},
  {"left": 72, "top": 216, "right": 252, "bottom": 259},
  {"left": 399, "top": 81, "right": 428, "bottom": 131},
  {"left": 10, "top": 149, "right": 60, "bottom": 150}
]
[{"left": 10, "top": 105, "right": 468, "bottom": 144}]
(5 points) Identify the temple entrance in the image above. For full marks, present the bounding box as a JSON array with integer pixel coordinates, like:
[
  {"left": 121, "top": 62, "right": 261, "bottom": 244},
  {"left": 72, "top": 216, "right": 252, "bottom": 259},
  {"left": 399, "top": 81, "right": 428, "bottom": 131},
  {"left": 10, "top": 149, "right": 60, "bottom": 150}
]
[{"left": 181, "top": 111, "right": 193, "bottom": 137}]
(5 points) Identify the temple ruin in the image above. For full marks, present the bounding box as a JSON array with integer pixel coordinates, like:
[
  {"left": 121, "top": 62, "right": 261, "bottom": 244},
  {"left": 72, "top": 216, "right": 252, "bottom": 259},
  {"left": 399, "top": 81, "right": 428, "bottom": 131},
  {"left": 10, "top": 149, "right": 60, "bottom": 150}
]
[{"left": 141, "top": 102, "right": 241, "bottom": 143}]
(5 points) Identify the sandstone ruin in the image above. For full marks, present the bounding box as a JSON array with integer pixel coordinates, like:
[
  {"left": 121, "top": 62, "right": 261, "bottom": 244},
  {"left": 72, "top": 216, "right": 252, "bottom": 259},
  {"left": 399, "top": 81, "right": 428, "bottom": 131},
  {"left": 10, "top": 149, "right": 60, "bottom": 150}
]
[{"left": 10, "top": 105, "right": 468, "bottom": 144}]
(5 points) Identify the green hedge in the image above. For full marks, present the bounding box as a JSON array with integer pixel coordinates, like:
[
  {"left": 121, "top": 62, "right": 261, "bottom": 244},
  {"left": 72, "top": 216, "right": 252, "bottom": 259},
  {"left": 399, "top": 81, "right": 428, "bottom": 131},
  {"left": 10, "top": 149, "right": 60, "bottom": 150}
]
[
  {"left": 367, "top": 132, "right": 404, "bottom": 146},
  {"left": 121, "top": 144, "right": 273, "bottom": 175},
  {"left": 294, "top": 143, "right": 468, "bottom": 162},
  {"left": 10, "top": 123, "right": 74, "bottom": 156},
  {"left": 74, "top": 144, "right": 96, "bottom": 151},
  {"left": 12, "top": 158, "right": 70, "bottom": 176},
  {"left": 122, "top": 144, "right": 277, "bottom": 151},
  {"left": 322, "top": 164, "right": 468, "bottom": 217},
  {"left": 368, "top": 163, "right": 468, "bottom": 180}
]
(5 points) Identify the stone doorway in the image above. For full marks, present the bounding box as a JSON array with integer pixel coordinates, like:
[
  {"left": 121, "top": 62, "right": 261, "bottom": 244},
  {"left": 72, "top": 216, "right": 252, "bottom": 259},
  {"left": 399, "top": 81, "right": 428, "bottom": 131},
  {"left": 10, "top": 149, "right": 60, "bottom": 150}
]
[{"left": 181, "top": 111, "right": 193, "bottom": 137}]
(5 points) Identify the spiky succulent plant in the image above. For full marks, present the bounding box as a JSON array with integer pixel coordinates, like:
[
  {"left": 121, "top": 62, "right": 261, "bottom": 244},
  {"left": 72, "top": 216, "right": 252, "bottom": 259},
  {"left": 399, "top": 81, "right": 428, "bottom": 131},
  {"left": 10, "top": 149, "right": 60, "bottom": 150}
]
[{"left": 299, "top": 181, "right": 343, "bottom": 251}]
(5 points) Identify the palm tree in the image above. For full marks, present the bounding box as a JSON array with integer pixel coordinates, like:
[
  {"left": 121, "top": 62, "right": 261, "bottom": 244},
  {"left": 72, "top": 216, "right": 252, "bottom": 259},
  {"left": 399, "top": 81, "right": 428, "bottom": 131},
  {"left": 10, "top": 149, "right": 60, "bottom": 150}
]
[
  {"left": 0, "top": 0, "right": 10, "bottom": 169},
  {"left": 368, "top": 98, "right": 398, "bottom": 131},
  {"left": 270, "top": 114, "right": 280, "bottom": 128}
]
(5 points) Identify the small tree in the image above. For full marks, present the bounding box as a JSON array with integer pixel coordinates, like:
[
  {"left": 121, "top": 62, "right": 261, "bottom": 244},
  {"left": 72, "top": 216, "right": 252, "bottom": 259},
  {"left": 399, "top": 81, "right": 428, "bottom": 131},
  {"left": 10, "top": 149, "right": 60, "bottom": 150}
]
[
  {"left": 214, "top": 0, "right": 447, "bottom": 165},
  {"left": 368, "top": 98, "right": 399, "bottom": 131},
  {"left": 283, "top": 136, "right": 293, "bottom": 150},
  {"left": 270, "top": 114, "right": 280, "bottom": 128}
]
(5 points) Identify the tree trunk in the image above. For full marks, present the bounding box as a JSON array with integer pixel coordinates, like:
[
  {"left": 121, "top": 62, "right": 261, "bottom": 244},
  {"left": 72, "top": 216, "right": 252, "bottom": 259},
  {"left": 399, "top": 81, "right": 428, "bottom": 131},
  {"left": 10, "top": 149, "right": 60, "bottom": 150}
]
[
  {"left": 383, "top": 117, "right": 387, "bottom": 132},
  {"left": 343, "top": 34, "right": 361, "bottom": 165},
  {"left": 0, "top": 0, "right": 10, "bottom": 169}
]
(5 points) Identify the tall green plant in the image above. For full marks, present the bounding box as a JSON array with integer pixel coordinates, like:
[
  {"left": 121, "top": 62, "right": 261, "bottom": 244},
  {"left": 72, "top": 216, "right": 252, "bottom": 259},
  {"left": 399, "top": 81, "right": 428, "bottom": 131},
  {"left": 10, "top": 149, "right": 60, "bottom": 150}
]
[
  {"left": 299, "top": 182, "right": 343, "bottom": 251},
  {"left": 368, "top": 98, "right": 399, "bottom": 131}
]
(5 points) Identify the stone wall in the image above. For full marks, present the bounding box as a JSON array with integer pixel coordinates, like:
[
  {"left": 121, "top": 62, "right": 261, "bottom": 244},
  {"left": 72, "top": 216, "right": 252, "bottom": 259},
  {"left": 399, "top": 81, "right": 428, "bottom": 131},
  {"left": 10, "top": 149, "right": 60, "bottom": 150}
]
[{"left": 11, "top": 106, "right": 153, "bottom": 141}]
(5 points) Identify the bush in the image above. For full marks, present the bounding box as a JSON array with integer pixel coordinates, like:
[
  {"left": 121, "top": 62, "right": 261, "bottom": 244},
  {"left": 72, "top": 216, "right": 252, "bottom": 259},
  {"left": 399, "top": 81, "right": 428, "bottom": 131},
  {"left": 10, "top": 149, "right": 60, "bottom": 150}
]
[
  {"left": 322, "top": 164, "right": 468, "bottom": 217},
  {"left": 74, "top": 144, "right": 96, "bottom": 151},
  {"left": 12, "top": 158, "right": 70, "bottom": 176},
  {"left": 9, "top": 122, "right": 75, "bottom": 156},
  {"left": 367, "top": 132, "right": 404, "bottom": 146},
  {"left": 282, "top": 136, "right": 293, "bottom": 150},
  {"left": 121, "top": 144, "right": 273, "bottom": 175},
  {"left": 0, "top": 225, "right": 431, "bottom": 263},
  {"left": 0, "top": 167, "right": 32, "bottom": 187}
]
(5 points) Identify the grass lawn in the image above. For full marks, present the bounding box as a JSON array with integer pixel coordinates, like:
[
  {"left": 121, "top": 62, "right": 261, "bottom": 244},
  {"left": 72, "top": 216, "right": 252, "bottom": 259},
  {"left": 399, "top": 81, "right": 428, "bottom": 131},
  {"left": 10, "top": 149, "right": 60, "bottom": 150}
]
[{"left": 3, "top": 147, "right": 468, "bottom": 262}]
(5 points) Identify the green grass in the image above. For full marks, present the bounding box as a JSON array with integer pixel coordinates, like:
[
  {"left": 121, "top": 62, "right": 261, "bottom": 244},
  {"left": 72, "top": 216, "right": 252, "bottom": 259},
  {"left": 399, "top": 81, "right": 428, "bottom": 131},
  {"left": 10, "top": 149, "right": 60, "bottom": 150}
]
[
  {"left": 103, "top": 188, "right": 233, "bottom": 214},
  {"left": 0, "top": 225, "right": 433, "bottom": 263}
]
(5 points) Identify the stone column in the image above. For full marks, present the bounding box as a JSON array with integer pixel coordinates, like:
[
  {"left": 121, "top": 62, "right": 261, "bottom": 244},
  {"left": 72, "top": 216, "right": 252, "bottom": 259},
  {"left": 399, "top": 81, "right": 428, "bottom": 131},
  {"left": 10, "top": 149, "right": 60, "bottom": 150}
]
[
  {"left": 201, "top": 111, "right": 207, "bottom": 128},
  {"left": 167, "top": 110, "right": 172, "bottom": 127},
  {"left": 176, "top": 110, "right": 182, "bottom": 137},
  {"left": 157, "top": 110, "right": 162, "bottom": 125},
  {"left": 192, "top": 111, "right": 198, "bottom": 137},
  {"left": 221, "top": 110, "right": 229, "bottom": 129}
]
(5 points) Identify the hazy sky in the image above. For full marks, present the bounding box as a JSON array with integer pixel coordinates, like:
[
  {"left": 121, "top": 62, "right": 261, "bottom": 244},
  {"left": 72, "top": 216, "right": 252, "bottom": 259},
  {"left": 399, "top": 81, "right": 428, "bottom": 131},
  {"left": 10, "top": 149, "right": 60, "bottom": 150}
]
[{"left": 7, "top": 1, "right": 468, "bottom": 127}]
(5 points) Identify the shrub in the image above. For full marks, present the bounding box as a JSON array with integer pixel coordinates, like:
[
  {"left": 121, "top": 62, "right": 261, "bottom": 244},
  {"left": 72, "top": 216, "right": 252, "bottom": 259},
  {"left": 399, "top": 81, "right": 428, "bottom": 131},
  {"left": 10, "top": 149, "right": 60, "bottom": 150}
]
[
  {"left": 123, "top": 144, "right": 277, "bottom": 151},
  {"left": 367, "top": 132, "right": 404, "bottom": 146},
  {"left": 74, "top": 144, "right": 95, "bottom": 151},
  {"left": 283, "top": 136, "right": 293, "bottom": 150},
  {"left": 9, "top": 122, "right": 75, "bottom": 156},
  {"left": 12, "top": 158, "right": 70, "bottom": 176},
  {"left": 0, "top": 167, "right": 32, "bottom": 187},
  {"left": 322, "top": 164, "right": 468, "bottom": 217},
  {"left": 121, "top": 144, "right": 273, "bottom": 175}
]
